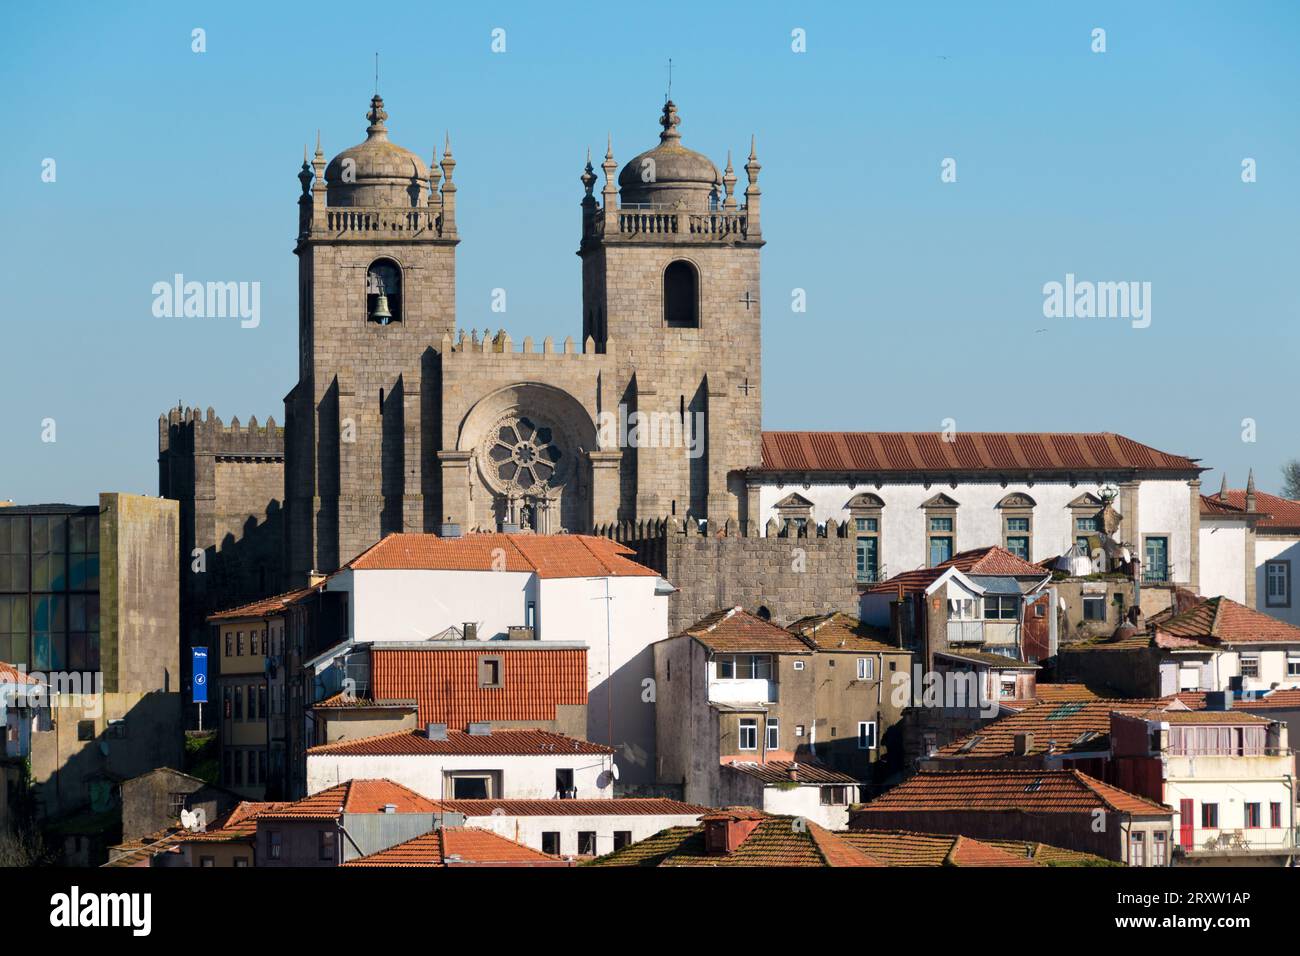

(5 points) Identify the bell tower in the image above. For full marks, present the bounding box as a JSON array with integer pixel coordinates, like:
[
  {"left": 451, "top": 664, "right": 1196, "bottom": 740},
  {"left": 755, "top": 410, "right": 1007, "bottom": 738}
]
[
  {"left": 286, "top": 95, "right": 459, "bottom": 583},
  {"left": 579, "top": 101, "right": 764, "bottom": 524}
]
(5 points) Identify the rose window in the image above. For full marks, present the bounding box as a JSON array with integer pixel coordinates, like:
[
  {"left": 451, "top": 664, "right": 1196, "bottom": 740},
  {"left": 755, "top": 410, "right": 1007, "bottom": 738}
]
[{"left": 487, "top": 417, "right": 565, "bottom": 493}]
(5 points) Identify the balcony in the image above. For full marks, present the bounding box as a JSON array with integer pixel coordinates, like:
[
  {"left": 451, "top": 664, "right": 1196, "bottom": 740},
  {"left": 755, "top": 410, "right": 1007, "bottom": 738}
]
[
  {"left": 1178, "top": 828, "right": 1297, "bottom": 858},
  {"left": 856, "top": 565, "right": 887, "bottom": 585},
  {"left": 946, "top": 621, "right": 985, "bottom": 645}
]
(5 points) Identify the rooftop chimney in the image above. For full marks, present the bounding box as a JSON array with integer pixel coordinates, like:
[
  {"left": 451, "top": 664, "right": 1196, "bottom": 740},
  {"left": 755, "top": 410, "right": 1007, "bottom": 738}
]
[
  {"left": 463, "top": 622, "right": 478, "bottom": 642},
  {"left": 507, "top": 626, "right": 536, "bottom": 641},
  {"left": 787, "top": 763, "right": 799, "bottom": 782},
  {"left": 425, "top": 722, "right": 448, "bottom": 741},
  {"left": 701, "top": 809, "right": 764, "bottom": 855},
  {"left": 1013, "top": 732, "right": 1034, "bottom": 756},
  {"left": 468, "top": 722, "right": 492, "bottom": 736},
  {"left": 381, "top": 803, "right": 397, "bottom": 814}
]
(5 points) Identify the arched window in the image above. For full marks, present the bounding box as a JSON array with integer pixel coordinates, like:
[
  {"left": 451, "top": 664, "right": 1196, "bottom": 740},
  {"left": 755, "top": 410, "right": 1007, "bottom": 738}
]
[
  {"left": 366, "top": 258, "right": 402, "bottom": 325},
  {"left": 663, "top": 260, "right": 699, "bottom": 328}
]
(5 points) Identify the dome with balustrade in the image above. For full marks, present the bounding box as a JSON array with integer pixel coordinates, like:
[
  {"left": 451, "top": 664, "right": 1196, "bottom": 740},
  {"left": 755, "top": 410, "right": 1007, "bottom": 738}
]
[
  {"left": 325, "top": 95, "right": 430, "bottom": 208},
  {"left": 618, "top": 101, "right": 720, "bottom": 209}
]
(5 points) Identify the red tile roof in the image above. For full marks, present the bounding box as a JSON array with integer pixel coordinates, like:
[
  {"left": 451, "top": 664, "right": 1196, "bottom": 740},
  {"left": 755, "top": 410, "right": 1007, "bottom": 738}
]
[
  {"left": 345, "top": 532, "right": 657, "bottom": 578},
  {"left": 207, "top": 587, "right": 314, "bottom": 622},
  {"left": 1154, "top": 596, "right": 1300, "bottom": 646},
  {"left": 308, "top": 727, "right": 614, "bottom": 757},
  {"left": 341, "top": 827, "right": 566, "bottom": 867},
  {"left": 856, "top": 770, "right": 1170, "bottom": 817},
  {"left": 182, "top": 801, "right": 292, "bottom": 842},
  {"left": 371, "top": 646, "right": 587, "bottom": 728},
  {"left": 786, "top": 612, "right": 904, "bottom": 653},
  {"left": 1238, "top": 688, "right": 1300, "bottom": 710},
  {"left": 1211, "top": 489, "right": 1300, "bottom": 531},
  {"left": 838, "top": 829, "right": 1041, "bottom": 867},
  {"left": 257, "top": 779, "right": 442, "bottom": 819},
  {"left": 1131, "top": 708, "right": 1273, "bottom": 726},
  {"left": 679, "top": 607, "right": 811, "bottom": 653},
  {"left": 590, "top": 815, "right": 881, "bottom": 867},
  {"left": 436, "top": 798, "right": 709, "bottom": 817},
  {"left": 935, "top": 699, "right": 1162, "bottom": 758},
  {"left": 756, "top": 432, "right": 1199, "bottom": 475},
  {"left": 867, "top": 545, "right": 1048, "bottom": 594}
]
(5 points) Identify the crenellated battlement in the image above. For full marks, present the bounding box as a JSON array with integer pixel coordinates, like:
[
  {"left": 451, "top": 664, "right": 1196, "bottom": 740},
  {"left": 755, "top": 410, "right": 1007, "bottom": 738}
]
[
  {"left": 158, "top": 406, "right": 285, "bottom": 459},
  {"left": 440, "top": 329, "right": 610, "bottom": 360}
]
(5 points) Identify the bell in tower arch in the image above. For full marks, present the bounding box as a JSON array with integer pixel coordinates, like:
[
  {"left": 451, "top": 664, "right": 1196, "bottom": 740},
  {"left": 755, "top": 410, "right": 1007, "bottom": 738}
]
[{"left": 366, "top": 258, "right": 402, "bottom": 325}]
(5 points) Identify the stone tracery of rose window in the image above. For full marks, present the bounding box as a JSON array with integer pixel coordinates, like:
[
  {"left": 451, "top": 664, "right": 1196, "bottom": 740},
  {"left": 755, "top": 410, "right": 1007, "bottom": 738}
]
[{"left": 485, "top": 416, "right": 566, "bottom": 495}]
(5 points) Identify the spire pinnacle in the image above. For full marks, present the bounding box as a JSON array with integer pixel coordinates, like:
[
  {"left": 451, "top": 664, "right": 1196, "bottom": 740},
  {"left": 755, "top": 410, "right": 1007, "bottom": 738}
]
[
  {"left": 366, "top": 94, "right": 389, "bottom": 138},
  {"left": 658, "top": 100, "right": 682, "bottom": 142},
  {"left": 1219, "top": 472, "right": 1229, "bottom": 500}
]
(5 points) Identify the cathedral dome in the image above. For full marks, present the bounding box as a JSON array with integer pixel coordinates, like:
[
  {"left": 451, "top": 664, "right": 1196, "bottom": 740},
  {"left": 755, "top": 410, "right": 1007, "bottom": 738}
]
[
  {"left": 325, "top": 95, "right": 430, "bottom": 208},
  {"left": 618, "top": 101, "right": 720, "bottom": 210}
]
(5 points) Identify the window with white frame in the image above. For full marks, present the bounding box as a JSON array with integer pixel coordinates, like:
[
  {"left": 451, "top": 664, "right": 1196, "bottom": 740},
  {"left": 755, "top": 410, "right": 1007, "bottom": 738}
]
[
  {"left": 1288, "top": 652, "right": 1300, "bottom": 678},
  {"left": 1266, "top": 560, "right": 1290, "bottom": 607},
  {"left": 738, "top": 718, "right": 758, "bottom": 751},
  {"left": 983, "top": 595, "right": 1018, "bottom": 621},
  {"left": 857, "top": 721, "right": 876, "bottom": 750},
  {"left": 1240, "top": 654, "right": 1260, "bottom": 679},
  {"left": 716, "top": 654, "right": 773, "bottom": 680},
  {"left": 857, "top": 657, "right": 874, "bottom": 680},
  {"left": 766, "top": 717, "right": 779, "bottom": 751}
]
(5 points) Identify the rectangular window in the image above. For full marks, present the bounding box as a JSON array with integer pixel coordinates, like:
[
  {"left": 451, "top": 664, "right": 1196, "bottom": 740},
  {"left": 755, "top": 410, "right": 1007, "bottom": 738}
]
[
  {"left": 983, "top": 595, "right": 1018, "bottom": 621},
  {"left": 577, "top": 831, "right": 597, "bottom": 856},
  {"left": 1143, "top": 537, "right": 1169, "bottom": 582},
  {"left": 541, "top": 832, "right": 560, "bottom": 855},
  {"left": 555, "top": 768, "right": 575, "bottom": 799},
  {"left": 1075, "top": 516, "right": 1099, "bottom": 533},
  {"left": 1266, "top": 560, "right": 1291, "bottom": 607},
  {"left": 225, "top": 632, "right": 232, "bottom": 657},
  {"left": 1244, "top": 803, "right": 1261, "bottom": 828},
  {"left": 1004, "top": 536, "right": 1029, "bottom": 560},
  {"left": 77, "top": 719, "right": 95, "bottom": 741},
  {"left": 233, "top": 686, "right": 244, "bottom": 720},
  {"left": 857, "top": 657, "right": 873, "bottom": 680},
  {"left": 929, "top": 517, "right": 953, "bottom": 533},
  {"left": 451, "top": 775, "right": 492, "bottom": 799},
  {"left": 929, "top": 536, "right": 953, "bottom": 566},
  {"left": 1240, "top": 655, "right": 1260, "bottom": 679},
  {"left": 200, "top": 856, "right": 215, "bottom": 868},
  {"left": 1201, "top": 803, "right": 1219, "bottom": 829},
  {"left": 738, "top": 718, "right": 758, "bottom": 751},
  {"left": 820, "top": 786, "right": 848, "bottom": 806},
  {"left": 1270, "top": 802, "right": 1282, "bottom": 828},
  {"left": 855, "top": 536, "right": 879, "bottom": 583},
  {"left": 613, "top": 831, "right": 632, "bottom": 851},
  {"left": 236, "top": 632, "right": 244, "bottom": 656},
  {"left": 1152, "top": 830, "right": 1167, "bottom": 867},
  {"left": 858, "top": 721, "right": 876, "bottom": 750},
  {"left": 1082, "top": 596, "right": 1106, "bottom": 621},
  {"left": 319, "top": 829, "right": 336, "bottom": 861},
  {"left": 268, "top": 831, "right": 281, "bottom": 860},
  {"left": 1288, "top": 652, "right": 1300, "bottom": 677},
  {"left": 1005, "top": 517, "right": 1030, "bottom": 533},
  {"left": 765, "top": 717, "right": 779, "bottom": 751},
  {"left": 1129, "top": 830, "right": 1145, "bottom": 867},
  {"left": 478, "top": 657, "right": 503, "bottom": 688},
  {"left": 855, "top": 517, "right": 878, "bottom": 533},
  {"left": 715, "top": 654, "right": 772, "bottom": 680}
]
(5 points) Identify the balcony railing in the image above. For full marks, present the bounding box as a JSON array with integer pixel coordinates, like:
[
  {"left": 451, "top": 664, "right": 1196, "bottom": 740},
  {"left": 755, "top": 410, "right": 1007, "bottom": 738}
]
[
  {"left": 1178, "top": 829, "right": 1298, "bottom": 856},
  {"left": 1142, "top": 569, "right": 1170, "bottom": 584},
  {"left": 946, "top": 621, "right": 985, "bottom": 645},
  {"left": 856, "top": 566, "right": 887, "bottom": 585}
]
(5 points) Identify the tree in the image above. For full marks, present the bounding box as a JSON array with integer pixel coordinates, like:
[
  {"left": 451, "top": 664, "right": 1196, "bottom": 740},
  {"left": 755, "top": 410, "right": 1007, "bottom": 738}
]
[{"left": 1283, "top": 461, "right": 1300, "bottom": 500}]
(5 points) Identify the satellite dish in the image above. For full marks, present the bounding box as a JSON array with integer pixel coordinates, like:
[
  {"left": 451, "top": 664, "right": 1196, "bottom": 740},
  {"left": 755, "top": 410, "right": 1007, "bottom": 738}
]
[
  {"left": 610, "top": 762, "right": 620, "bottom": 780},
  {"left": 181, "top": 809, "right": 195, "bottom": 829}
]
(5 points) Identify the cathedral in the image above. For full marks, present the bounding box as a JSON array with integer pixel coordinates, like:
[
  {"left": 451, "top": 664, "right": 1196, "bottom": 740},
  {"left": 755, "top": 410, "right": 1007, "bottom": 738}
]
[{"left": 285, "top": 93, "right": 764, "bottom": 583}]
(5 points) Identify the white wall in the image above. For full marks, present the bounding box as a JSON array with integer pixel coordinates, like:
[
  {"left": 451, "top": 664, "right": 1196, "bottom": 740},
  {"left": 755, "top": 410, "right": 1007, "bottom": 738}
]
[
  {"left": 461, "top": 810, "right": 705, "bottom": 858},
  {"left": 1166, "top": 774, "right": 1295, "bottom": 853},
  {"left": 1199, "top": 522, "right": 1247, "bottom": 603},
  {"left": 1255, "top": 535, "right": 1300, "bottom": 626},
  {"left": 1212, "top": 649, "right": 1300, "bottom": 692},
  {"left": 341, "top": 567, "right": 536, "bottom": 642},
  {"left": 761, "top": 784, "right": 853, "bottom": 830},
  {"left": 306, "top": 751, "right": 613, "bottom": 800},
  {"left": 1138, "top": 480, "right": 1193, "bottom": 583}
]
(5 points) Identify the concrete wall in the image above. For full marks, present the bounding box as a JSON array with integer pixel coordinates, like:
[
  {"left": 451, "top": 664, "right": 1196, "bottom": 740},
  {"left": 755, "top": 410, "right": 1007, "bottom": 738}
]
[{"left": 462, "top": 809, "right": 704, "bottom": 857}]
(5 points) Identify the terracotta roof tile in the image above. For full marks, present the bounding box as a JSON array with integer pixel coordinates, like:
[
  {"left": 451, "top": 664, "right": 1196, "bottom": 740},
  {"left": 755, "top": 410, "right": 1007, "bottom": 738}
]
[
  {"left": 207, "top": 587, "right": 314, "bottom": 622},
  {"left": 756, "top": 432, "right": 1199, "bottom": 475},
  {"left": 182, "top": 801, "right": 291, "bottom": 842},
  {"left": 855, "top": 770, "right": 1170, "bottom": 817},
  {"left": 1237, "top": 688, "right": 1300, "bottom": 710},
  {"left": 308, "top": 727, "right": 614, "bottom": 758},
  {"left": 345, "top": 532, "right": 657, "bottom": 578},
  {"left": 934, "top": 699, "right": 1162, "bottom": 758},
  {"left": 341, "top": 827, "right": 566, "bottom": 867},
  {"left": 786, "top": 612, "right": 904, "bottom": 654},
  {"left": 1212, "top": 489, "right": 1300, "bottom": 530},
  {"left": 679, "top": 607, "right": 811, "bottom": 653},
  {"left": 590, "top": 815, "right": 881, "bottom": 867},
  {"left": 867, "top": 546, "right": 1047, "bottom": 594},
  {"left": 1155, "top": 596, "right": 1300, "bottom": 646},
  {"left": 839, "top": 829, "right": 1045, "bottom": 866},
  {"left": 257, "top": 779, "right": 441, "bottom": 819},
  {"left": 371, "top": 646, "right": 587, "bottom": 727}
]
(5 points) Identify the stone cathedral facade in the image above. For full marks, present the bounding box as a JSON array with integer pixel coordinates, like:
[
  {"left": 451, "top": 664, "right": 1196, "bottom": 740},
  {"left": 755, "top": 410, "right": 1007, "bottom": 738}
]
[{"left": 161, "top": 93, "right": 773, "bottom": 629}]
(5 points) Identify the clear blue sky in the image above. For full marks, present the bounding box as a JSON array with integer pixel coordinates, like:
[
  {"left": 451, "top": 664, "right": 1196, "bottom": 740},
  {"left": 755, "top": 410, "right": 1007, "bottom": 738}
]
[{"left": 2, "top": 1, "right": 1297, "bottom": 502}]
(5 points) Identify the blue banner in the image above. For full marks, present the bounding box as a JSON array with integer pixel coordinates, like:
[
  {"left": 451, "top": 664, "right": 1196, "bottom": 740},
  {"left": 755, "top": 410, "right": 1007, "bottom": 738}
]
[{"left": 192, "top": 646, "right": 209, "bottom": 704}]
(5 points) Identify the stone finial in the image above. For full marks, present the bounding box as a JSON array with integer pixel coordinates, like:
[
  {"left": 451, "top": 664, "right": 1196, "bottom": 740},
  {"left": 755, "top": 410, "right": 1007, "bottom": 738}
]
[
  {"left": 312, "top": 130, "right": 327, "bottom": 208},
  {"left": 1219, "top": 472, "right": 1229, "bottom": 501},
  {"left": 366, "top": 94, "right": 389, "bottom": 137},
  {"left": 765, "top": 517, "right": 779, "bottom": 537},
  {"left": 744, "top": 135, "right": 762, "bottom": 232},
  {"left": 439, "top": 132, "right": 458, "bottom": 236},
  {"left": 581, "top": 147, "right": 597, "bottom": 199},
  {"left": 722, "top": 150, "right": 737, "bottom": 209},
  {"left": 1246, "top": 469, "right": 1257, "bottom": 512},
  {"left": 428, "top": 145, "right": 441, "bottom": 206},
  {"left": 601, "top": 135, "right": 619, "bottom": 227},
  {"left": 658, "top": 100, "right": 682, "bottom": 143},
  {"left": 298, "top": 146, "right": 313, "bottom": 196}
]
